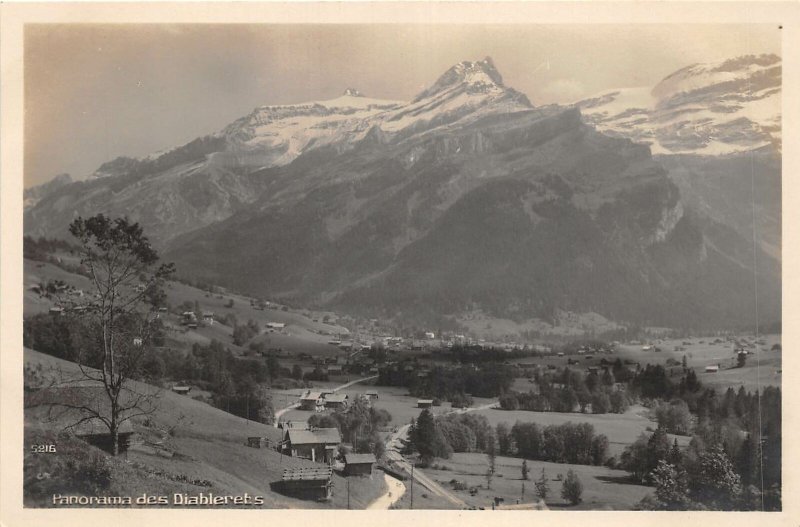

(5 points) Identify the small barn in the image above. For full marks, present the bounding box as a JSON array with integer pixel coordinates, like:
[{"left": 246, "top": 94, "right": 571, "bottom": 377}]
[
  {"left": 299, "top": 392, "right": 323, "bottom": 411},
  {"left": 283, "top": 428, "right": 341, "bottom": 463},
  {"left": 73, "top": 419, "right": 135, "bottom": 453},
  {"left": 344, "top": 453, "right": 376, "bottom": 476},
  {"left": 172, "top": 384, "right": 191, "bottom": 395},
  {"left": 364, "top": 390, "right": 379, "bottom": 400},
  {"left": 247, "top": 436, "right": 271, "bottom": 449},
  {"left": 705, "top": 365, "right": 720, "bottom": 373},
  {"left": 323, "top": 393, "right": 349, "bottom": 410},
  {"left": 278, "top": 467, "right": 333, "bottom": 501},
  {"left": 202, "top": 312, "right": 215, "bottom": 325},
  {"left": 417, "top": 399, "right": 434, "bottom": 409}
]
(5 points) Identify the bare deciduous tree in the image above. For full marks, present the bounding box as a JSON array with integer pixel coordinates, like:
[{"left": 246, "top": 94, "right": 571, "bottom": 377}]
[{"left": 57, "top": 214, "right": 174, "bottom": 455}]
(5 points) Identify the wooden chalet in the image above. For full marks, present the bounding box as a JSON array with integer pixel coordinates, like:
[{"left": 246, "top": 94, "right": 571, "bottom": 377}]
[
  {"left": 417, "top": 399, "right": 434, "bottom": 409},
  {"left": 323, "top": 393, "right": 349, "bottom": 409},
  {"left": 299, "top": 391, "right": 323, "bottom": 411},
  {"left": 343, "top": 453, "right": 376, "bottom": 476},
  {"left": 73, "top": 418, "right": 135, "bottom": 453},
  {"left": 278, "top": 467, "right": 333, "bottom": 501},
  {"left": 172, "top": 384, "right": 192, "bottom": 395},
  {"left": 283, "top": 427, "right": 341, "bottom": 463}
]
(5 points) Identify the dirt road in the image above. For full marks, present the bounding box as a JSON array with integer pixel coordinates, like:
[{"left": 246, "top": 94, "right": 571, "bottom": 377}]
[
  {"left": 381, "top": 401, "right": 500, "bottom": 508},
  {"left": 366, "top": 472, "right": 406, "bottom": 509}
]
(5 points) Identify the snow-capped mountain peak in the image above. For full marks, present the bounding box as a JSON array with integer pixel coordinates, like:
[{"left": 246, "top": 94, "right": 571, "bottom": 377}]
[
  {"left": 413, "top": 56, "right": 508, "bottom": 102},
  {"left": 575, "top": 54, "right": 781, "bottom": 156}
]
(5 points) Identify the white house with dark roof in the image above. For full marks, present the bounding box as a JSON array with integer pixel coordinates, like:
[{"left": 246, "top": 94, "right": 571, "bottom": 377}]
[{"left": 299, "top": 391, "right": 324, "bottom": 411}]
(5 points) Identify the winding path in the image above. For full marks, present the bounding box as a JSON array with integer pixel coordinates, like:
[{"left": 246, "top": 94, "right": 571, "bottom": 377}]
[
  {"left": 378, "top": 401, "right": 500, "bottom": 508},
  {"left": 366, "top": 472, "right": 407, "bottom": 509}
]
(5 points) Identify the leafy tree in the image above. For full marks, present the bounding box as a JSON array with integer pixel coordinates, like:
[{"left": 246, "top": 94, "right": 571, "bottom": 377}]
[
  {"left": 521, "top": 459, "right": 529, "bottom": 481},
  {"left": 561, "top": 469, "right": 583, "bottom": 505},
  {"left": 689, "top": 444, "right": 742, "bottom": 510},
  {"left": 496, "top": 422, "right": 511, "bottom": 455},
  {"left": 535, "top": 468, "right": 549, "bottom": 500},
  {"left": 591, "top": 434, "right": 609, "bottom": 465},
  {"left": 291, "top": 364, "right": 303, "bottom": 380},
  {"left": 410, "top": 409, "right": 450, "bottom": 463},
  {"left": 65, "top": 215, "right": 174, "bottom": 455},
  {"left": 646, "top": 426, "right": 671, "bottom": 481},
  {"left": 667, "top": 438, "right": 682, "bottom": 466},
  {"left": 486, "top": 428, "right": 497, "bottom": 488},
  {"left": 651, "top": 460, "right": 690, "bottom": 510},
  {"left": 736, "top": 352, "right": 747, "bottom": 368}
]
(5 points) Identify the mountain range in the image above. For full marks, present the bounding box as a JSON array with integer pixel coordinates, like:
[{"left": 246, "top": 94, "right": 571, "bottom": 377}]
[{"left": 24, "top": 55, "right": 781, "bottom": 331}]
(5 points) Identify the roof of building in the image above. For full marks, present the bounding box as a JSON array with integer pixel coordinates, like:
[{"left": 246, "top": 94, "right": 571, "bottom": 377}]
[
  {"left": 287, "top": 428, "right": 341, "bottom": 445},
  {"left": 324, "top": 393, "right": 348, "bottom": 403},
  {"left": 72, "top": 418, "right": 134, "bottom": 436},
  {"left": 300, "top": 392, "right": 322, "bottom": 401},
  {"left": 282, "top": 467, "right": 332, "bottom": 481},
  {"left": 365, "top": 390, "right": 379, "bottom": 395},
  {"left": 417, "top": 399, "right": 434, "bottom": 404},
  {"left": 344, "top": 453, "right": 376, "bottom": 465}
]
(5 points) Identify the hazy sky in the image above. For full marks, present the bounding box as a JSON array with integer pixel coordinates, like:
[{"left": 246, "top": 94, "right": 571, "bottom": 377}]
[{"left": 24, "top": 24, "right": 780, "bottom": 187}]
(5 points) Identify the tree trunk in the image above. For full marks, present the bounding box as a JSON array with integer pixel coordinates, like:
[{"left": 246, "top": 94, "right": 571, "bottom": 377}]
[{"left": 111, "top": 419, "right": 120, "bottom": 456}]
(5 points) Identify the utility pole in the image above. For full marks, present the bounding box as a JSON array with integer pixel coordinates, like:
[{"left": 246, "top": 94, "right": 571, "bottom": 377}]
[{"left": 409, "top": 463, "right": 415, "bottom": 509}]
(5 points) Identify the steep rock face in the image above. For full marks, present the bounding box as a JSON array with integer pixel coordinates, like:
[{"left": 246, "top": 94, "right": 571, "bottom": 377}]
[
  {"left": 576, "top": 54, "right": 781, "bottom": 155},
  {"left": 26, "top": 56, "right": 780, "bottom": 329},
  {"left": 25, "top": 58, "right": 534, "bottom": 247},
  {"left": 165, "top": 95, "right": 778, "bottom": 329}
]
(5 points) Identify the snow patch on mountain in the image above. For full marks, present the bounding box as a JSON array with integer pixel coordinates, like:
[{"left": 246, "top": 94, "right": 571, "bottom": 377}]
[{"left": 575, "top": 54, "right": 780, "bottom": 156}]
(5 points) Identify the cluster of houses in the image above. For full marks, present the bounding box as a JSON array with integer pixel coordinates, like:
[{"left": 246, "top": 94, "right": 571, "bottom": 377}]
[
  {"left": 270, "top": 419, "right": 377, "bottom": 501},
  {"left": 297, "top": 389, "right": 380, "bottom": 412}
]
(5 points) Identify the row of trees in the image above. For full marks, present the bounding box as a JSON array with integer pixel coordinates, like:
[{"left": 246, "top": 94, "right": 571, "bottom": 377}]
[
  {"left": 500, "top": 421, "right": 609, "bottom": 466},
  {"left": 405, "top": 410, "right": 496, "bottom": 464},
  {"left": 378, "top": 363, "right": 516, "bottom": 400},
  {"left": 499, "top": 386, "right": 629, "bottom": 414}
]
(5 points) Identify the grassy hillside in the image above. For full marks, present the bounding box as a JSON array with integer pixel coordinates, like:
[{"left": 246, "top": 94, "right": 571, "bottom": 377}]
[{"left": 24, "top": 349, "right": 385, "bottom": 508}]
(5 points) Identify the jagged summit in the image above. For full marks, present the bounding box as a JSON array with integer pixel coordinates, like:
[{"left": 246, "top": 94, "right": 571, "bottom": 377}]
[
  {"left": 413, "top": 56, "right": 507, "bottom": 102},
  {"left": 342, "top": 88, "right": 364, "bottom": 97}
]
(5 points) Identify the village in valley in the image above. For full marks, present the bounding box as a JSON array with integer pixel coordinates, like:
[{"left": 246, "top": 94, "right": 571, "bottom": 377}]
[{"left": 22, "top": 235, "right": 781, "bottom": 510}]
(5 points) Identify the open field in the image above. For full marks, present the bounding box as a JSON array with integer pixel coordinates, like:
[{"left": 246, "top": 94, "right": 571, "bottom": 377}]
[
  {"left": 422, "top": 453, "right": 651, "bottom": 510},
  {"left": 470, "top": 405, "right": 690, "bottom": 457},
  {"left": 512, "top": 335, "right": 781, "bottom": 393},
  {"left": 614, "top": 335, "right": 781, "bottom": 391}
]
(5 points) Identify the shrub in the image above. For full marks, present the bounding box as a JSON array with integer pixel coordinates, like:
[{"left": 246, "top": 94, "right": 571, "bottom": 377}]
[{"left": 561, "top": 469, "right": 583, "bottom": 505}]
